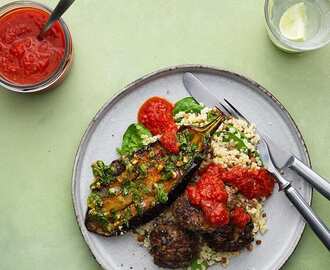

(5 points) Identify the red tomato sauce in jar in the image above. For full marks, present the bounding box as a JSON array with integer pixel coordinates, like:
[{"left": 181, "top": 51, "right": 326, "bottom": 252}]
[
  {"left": 138, "top": 97, "right": 179, "bottom": 153},
  {"left": 0, "top": 7, "right": 65, "bottom": 85}
]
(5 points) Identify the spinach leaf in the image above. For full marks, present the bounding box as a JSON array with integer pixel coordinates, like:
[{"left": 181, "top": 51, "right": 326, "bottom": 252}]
[
  {"left": 173, "top": 97, "right": 204, "bottom": 115},
  {"left": 118, "top": 123, "right": 152, "bottom": 155}
]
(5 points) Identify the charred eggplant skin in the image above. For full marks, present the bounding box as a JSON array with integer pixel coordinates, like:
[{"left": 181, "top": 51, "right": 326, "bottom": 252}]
[{"left": 85, "top": 114, "right": 224, "bottom": 237}]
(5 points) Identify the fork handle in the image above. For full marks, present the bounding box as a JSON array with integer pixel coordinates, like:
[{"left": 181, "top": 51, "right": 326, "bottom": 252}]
[
  {"left": 284, "top": 185, "right": 330, "bottom": 250},
  {"left": 287, "top": 157, "right": 330, "bottom": 200}
]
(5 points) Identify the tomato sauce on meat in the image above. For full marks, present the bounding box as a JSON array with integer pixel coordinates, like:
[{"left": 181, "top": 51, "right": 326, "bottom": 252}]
[
  {"left": 186, "top": 164, "right": 229, "bottom": 226},
  {"left": 222, "top": 166, "right": 275, "bottom": 199},
  {"left": 187, "top": 163, "right": 274, "bottom": 227},
  {"left": 230, "top": 207, "right": 251, "bottom": 228}
]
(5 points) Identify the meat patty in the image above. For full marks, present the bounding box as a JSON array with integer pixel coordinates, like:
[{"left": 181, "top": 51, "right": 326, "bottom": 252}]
[
  {"left": 203, "top": 221, "right": 254, "bottom": 252},
  {"left": 172, "top": 194, "right": 254, "bottom": 252},
  {"left": 149, "top": 222, "right": 199, "bottom": 269},
  {"left": 172, "top": 195, "right": 217, "bottom": 233}
]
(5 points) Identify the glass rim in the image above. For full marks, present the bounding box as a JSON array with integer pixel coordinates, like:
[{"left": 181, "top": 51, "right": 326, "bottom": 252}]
[
  {"left": 0, "top": 0, "right": 73, "bottom": 93},
  {"left": 264, "top": 0, "right": 330, "bottom": 52}
]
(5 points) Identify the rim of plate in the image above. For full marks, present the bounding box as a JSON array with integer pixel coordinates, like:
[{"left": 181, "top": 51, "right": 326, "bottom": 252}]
[{"left": 72, "top": 64, "right": 312, "bottom": 270}]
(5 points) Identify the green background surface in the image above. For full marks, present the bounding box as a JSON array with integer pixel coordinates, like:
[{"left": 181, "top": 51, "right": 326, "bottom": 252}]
[{"left": 0, "top": 0, "right": 329, "bottom": 269}]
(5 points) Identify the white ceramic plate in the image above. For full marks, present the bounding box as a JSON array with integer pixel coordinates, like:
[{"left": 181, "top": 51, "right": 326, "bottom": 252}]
[{"left": 72, "top": 65, "right": 311, "bottom": 270}]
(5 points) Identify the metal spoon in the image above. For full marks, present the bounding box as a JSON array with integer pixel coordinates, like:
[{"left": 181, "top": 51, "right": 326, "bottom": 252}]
[{"left": 38, "top": 0, "right": 75, "bottom": 39}]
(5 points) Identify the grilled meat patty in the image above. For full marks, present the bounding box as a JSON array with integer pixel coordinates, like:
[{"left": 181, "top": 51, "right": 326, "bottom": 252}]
[
  {"left": 172, "top": 194, "right": 217, "bottom": 233},
  {"left": 172, "top": 194, "right": 254, "bottom": 252},
  {"left": 203, "top": 221, "right": 254, "bottom": 252},
  {"left": 149, "top": 222, "right": 199, "bottom": 269}
]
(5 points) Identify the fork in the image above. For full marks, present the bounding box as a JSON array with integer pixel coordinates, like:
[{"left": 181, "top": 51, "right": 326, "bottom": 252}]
[{"left": 220, "top": 99, "right": 330, "bottom": 250}]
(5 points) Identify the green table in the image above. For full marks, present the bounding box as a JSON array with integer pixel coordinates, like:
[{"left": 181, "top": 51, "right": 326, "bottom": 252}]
[{"left": 0, "top": 0, "right": 329, "bottom": 269}]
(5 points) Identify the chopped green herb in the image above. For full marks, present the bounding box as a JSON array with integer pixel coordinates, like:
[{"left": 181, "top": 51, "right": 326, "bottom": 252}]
[
  {"left": 189, "top": 259, "right": 208, "bottom": 270},
  {"left": 122, "top": 181, "right": 133, "bottom": 196},
  {"left": 89, "top": 209, "right": 109, "bottom": 226},
  {"left": 154, "top": 183, "right": 168, "bottom": 204},
  {"left": 91, "top": 161, "right": 115, "bottom": 185},
  {"left": 221, "top": 125, "right": 251, "bottom": 154},
  {"left": 170, "top": 155, "right": 178, "bottom": 163},
  {"left": 108, "top": 187, "right": 121, "bottom": 196},
  {"left": 138, "top": 163, "right": 148, "bottom": 177},
  {"left": 111, "top": 210, "right": 121, "bottom": 221},
  {"left": 87, "top": 193, "right": 103, "bottom": 209},
  {"left": 177, "top": 129, "right": 193, "bottom": 150},
  {"left": 122, "top": 181, "right": 144, "bottom": 213},
  {"left": 191, "top": 143, "right": 197, "bottom": 151},
  {"left": 92, "top": 160, "right": 106, "bottom": 177},
  {"left": 136, "top": 203, "right": 143, "bottom": 216},
  {"left": 142, "top": 185, "right": 150, "bottom": 194},
  {"left": 161, "top": 161, "right": 176, "bottom": 180},
  {"left": 123, "top": 208, "right": 132, "bottom": 226}
]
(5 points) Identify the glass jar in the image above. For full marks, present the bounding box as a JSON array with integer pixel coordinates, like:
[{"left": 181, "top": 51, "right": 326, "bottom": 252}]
[{"left": 0, "top": 1, "right": 73, "bottom": 93}]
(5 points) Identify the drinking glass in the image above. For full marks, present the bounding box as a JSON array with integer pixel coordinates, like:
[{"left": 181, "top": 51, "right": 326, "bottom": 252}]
[{"left": 264, "top": 0, "right": 330, "bottom": 52}]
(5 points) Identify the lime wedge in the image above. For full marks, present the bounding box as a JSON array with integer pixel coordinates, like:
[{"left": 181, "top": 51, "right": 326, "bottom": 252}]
[{"left": 279, "top": 2, "right": 306, "bottom": 41}]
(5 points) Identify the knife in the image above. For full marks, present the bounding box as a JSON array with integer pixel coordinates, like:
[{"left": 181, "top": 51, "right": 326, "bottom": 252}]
[{"left": 183, "top": 72, "right": 330, "bottom": 200}]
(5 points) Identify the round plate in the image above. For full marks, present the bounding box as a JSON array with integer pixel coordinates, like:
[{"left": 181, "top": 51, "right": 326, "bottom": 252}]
[{"left": 72, "top": 65, "right": 311, "bottom": 270}]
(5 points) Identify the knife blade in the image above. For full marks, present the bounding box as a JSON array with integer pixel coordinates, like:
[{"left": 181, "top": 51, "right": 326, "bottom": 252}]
[
  {"left": 182, "top": 72, "right": 330, "bottom": 200},
  {"left": 183, "top": 72, "right": 233, "bottom": 118},
  {"left": 183, "top": 73, "right": 222, "bottom": 109}
]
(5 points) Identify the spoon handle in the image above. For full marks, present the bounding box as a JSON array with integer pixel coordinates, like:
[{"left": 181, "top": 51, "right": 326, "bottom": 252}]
[{"left": 41, "top": 0, "right": 75, "bottom": 35}]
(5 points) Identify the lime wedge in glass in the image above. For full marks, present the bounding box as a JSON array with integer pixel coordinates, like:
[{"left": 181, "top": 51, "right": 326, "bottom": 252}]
[{"left": 279, "top": 2, "right": 307, "bottom": 41}]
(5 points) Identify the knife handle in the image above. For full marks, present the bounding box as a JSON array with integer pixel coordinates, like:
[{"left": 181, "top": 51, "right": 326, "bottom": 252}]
[
  {"left": 287, "top": 157, "right": 330, "bottom": 200},
  {"left": 284, "top": 185, "right": 330, "bottom": 250}
]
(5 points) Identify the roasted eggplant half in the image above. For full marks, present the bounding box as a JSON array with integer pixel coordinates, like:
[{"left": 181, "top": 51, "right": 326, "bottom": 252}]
[{"left": 85, "top": 115, "right": 223, "bottom": 237}]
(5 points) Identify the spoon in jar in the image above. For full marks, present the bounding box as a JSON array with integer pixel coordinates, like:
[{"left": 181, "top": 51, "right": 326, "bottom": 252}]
[{"left": 38, "top": 0, "right": 75, "bottom": 39}]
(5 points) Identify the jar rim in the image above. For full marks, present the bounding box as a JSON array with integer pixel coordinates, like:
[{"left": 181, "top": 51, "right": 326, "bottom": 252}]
[{"left": 0, "top": 0, "right": 73, "bottom": 93}]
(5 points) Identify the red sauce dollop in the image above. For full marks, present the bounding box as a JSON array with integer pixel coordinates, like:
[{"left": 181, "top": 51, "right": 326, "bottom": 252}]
[
  {"left": 230, "top": 207, "right": 251, "bottom": 228},
  {"left": 222, "top": 166, "right": 275, "bottom": 199},
  {"left": 138, "top": 97, "right": 179, "bottom": 153},
  {"left": 186, "top": 163, "right": 274, "bottom": 227},
  {"left": 159, "top": 129, "right": 179, "bottom": 154},
  {"left": 186, "top": 164, "right": 229, "bottom": 226},
  {"left": 0, "top": 7, "right": 65, "bottom": 85}
]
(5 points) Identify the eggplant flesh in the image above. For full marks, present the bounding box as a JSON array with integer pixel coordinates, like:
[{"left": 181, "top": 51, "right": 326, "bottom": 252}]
[{"left": 85, "top": 116, "right": 223, "bottom": 237}]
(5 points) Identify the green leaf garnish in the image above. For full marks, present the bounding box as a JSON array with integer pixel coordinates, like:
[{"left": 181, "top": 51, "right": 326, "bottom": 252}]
[
  {"left": 118, "top": 123, "right": 153, "bottom": 155},
  {"left": 173, "top": 97, "right": 204, "bottom": 116}
]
